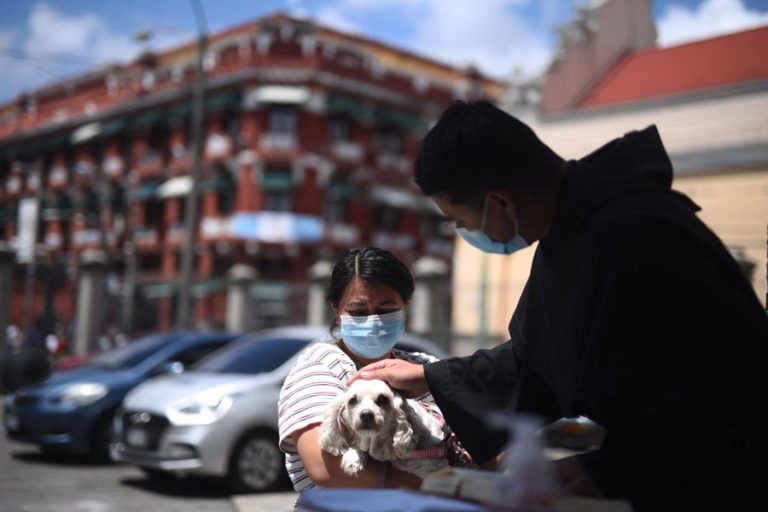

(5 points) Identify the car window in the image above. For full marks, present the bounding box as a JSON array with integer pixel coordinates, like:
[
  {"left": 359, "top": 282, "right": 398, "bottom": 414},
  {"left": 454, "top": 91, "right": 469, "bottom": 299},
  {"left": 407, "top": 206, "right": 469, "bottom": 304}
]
[
  {"left": 91, "top": 333, "right": 173, "bottom": 369},
  {"left": 191, "top": 337, "right": 310, "bottom": 374},
  {"left": 172, "top": 341, "right": 232, "bottom": 367}
]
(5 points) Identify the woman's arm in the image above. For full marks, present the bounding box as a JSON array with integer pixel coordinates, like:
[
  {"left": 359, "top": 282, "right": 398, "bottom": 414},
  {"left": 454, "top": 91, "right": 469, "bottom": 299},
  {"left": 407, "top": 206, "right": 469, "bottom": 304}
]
[{"left": 294, "top": 423, "right": 422, "bottom": 489}]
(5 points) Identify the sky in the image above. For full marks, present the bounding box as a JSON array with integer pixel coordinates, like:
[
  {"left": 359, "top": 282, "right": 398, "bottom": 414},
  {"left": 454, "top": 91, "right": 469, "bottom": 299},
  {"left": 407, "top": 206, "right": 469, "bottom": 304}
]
[{"left": 0, "top": 0, "right": 767, "bottom": 104}]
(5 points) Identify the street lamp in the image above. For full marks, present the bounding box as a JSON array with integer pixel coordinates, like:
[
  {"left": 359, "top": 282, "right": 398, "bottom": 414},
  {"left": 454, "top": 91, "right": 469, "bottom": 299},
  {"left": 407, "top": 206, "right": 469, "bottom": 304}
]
[
  {"left": 130, "top": 1, "right": 207, "bottom": 331},
  {"left": 176, "top": 0, "right": 209, "bottom": 330}
]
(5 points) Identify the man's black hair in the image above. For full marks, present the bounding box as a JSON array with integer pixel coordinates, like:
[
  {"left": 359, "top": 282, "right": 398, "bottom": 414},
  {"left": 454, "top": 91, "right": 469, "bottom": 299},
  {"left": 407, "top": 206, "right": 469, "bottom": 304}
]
[
  {"left": 325, "top": 246, "right": 414, "bottom": 331},
  {"left": 414, "top": 100, "right": 563, "bottom": 205}
]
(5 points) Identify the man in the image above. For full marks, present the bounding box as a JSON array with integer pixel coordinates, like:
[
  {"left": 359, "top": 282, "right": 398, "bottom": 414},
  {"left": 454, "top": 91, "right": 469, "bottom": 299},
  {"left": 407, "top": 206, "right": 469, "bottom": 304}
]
[{"left": 351, "top": 101, "right": 768, "bottom": 511}]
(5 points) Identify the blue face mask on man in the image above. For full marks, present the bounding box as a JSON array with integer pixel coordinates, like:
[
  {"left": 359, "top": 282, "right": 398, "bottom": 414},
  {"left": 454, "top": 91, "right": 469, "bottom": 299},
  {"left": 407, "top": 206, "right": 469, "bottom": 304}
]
[
  {"left": 455, "top": 196, "right": 529, "bottom": 255},
  {"left": 340, "top": 310, "right": 405, "bottom": 359}
]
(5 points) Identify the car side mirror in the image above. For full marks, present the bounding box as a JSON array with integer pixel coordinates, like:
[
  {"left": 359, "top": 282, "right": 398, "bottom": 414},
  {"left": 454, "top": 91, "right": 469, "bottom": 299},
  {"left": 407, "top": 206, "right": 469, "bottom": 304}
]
[{"left": 152, "top": 360, "right": 184, "bottom": 377}]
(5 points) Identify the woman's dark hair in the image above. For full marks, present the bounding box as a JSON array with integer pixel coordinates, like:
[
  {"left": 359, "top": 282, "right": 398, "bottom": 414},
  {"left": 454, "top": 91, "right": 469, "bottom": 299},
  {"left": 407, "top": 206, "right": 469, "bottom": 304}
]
[
  {"left": 415, "top": 100, "right": 563, "bottom": 206},
  {"left": 325, "top": 246, "right": 414, "bottom": 330}
]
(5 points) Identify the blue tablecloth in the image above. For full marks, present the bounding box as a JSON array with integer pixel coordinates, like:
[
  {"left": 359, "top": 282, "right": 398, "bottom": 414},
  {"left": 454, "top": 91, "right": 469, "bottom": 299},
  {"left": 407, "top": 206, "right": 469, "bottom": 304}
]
[{"left": 296, "top": 489, "right": 485, "bottom": 512}]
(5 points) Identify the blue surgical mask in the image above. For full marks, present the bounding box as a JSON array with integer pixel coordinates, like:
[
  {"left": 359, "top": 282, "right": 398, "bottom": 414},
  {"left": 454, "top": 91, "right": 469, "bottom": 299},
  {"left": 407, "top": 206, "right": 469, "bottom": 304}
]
[
  {"left": 455, "top": 197, "right": 529, "bottom": 255},
  {"left": 340, "top": 310, "right": 405, "bottom": 359}
]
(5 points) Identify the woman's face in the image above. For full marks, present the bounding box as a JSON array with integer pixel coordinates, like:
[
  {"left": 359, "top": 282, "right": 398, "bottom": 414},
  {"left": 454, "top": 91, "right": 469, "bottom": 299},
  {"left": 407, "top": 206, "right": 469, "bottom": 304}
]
[
  {"left": 334, "top": 277, "right": 407, "bottom": 364},
  {"left": 335, "top": 277, "right": 406, "bottom": 319}
]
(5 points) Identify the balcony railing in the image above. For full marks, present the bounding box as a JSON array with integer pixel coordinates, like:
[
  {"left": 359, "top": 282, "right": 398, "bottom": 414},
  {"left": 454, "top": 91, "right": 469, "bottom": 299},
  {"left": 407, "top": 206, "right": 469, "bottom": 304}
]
[
  {"left": 376, "top": 152, "right": 411, "bottom": 174},
  {"left": 133, "top": 227, "right": 160, "bottom": 250},
  {"left": 331, "top": 141, "right": 364, "bottom": 162},
  {"left": 371, "top": 231, "right": 416, "bottom": 252},
  {"left": 166, "top": 224, "right": 186, "bottom": 246},
  {"left": 205, "top": 134, "right": 233, "bottom": 161},
  {"left": 259, "top": 133, "right": 297, "bottom": 152},
  {"left": 325, "top": 222, "right": 359, "bottom": 245}
]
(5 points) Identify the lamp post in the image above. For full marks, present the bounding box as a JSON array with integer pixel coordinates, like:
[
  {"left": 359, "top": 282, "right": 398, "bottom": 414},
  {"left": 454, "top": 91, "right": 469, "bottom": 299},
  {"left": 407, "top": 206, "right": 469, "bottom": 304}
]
[{"left": 176, "top": 0, "right": 208, "bottom": 330}]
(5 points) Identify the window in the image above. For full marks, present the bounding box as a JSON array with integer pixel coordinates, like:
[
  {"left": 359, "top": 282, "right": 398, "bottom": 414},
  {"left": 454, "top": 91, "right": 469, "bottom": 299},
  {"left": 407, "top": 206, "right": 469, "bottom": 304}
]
[
  {"left": 268, "top": 106, "right": 297, "bottom": 134},
  {"left": 264, "top": 190, "right": 292, "bottom": 212},
  {"left": 373, "top": 205, "right": 400, "bottom": 231},
  {"left": 325, "top": 198, "right": 346, "bottom": 223},
  {"left": 192, "top": 337, "right": 310, "bottom": 374},
  {"left": 171, "top": 341, "right": 231, "bottom": 368},
  {"left": 329, "top": 115, "right": 351, "bottom": 141},
  {"left": 375, "top": 127, "right": 402, "bottom": 152}
]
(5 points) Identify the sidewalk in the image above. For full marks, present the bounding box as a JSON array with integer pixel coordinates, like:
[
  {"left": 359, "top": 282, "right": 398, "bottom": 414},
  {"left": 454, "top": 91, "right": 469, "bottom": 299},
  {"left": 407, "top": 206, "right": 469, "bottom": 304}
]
[{"left": 231, "top": 492, "right": 299, "bottom": 512}]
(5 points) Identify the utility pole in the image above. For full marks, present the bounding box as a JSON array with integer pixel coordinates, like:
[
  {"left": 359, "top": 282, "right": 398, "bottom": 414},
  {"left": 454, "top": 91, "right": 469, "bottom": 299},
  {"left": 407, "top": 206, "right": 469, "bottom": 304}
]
[{"left": 175, "top": 0, "right": 208, "bottom": 330}]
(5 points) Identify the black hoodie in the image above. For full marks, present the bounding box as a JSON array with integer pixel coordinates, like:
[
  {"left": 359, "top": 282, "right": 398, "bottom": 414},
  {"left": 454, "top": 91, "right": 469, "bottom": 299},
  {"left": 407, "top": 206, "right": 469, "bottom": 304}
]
[{"left": 424, "top": 126, "right": 768, "bottom": 511}]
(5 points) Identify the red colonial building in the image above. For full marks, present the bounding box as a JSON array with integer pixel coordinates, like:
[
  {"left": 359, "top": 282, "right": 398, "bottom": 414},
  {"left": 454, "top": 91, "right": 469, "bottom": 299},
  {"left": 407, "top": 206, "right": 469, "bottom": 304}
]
[{"left": 0, "top": 13, "right": 501, "bottom": 340}]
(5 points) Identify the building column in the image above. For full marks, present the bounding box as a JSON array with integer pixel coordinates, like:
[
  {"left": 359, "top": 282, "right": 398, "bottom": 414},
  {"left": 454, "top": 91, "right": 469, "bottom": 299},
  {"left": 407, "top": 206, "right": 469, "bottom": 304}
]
[
  {"left": 74, "top": 249, "right": 107, "bottom": 355},
  {"left": 226, "top": 264, "right": 257, "bottom": 333},
  {"left": 0, "top": 242, "right": 16, "bottom": 350},
  {"left": 307, "top": 259, "right": 332, "bottom": 328},
  {"left": 410, "top": 256, "right": 451, "bottom": 350}
]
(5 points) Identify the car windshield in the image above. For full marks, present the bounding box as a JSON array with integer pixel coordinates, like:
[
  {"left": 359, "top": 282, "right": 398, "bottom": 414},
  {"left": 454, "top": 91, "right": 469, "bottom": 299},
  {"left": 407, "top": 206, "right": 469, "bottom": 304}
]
[
  {"left": 91, "top": 333, "right": 173, "bottom": 370},
  {"left": 191, "top": 337, "right": 310, "bottom": 374}
]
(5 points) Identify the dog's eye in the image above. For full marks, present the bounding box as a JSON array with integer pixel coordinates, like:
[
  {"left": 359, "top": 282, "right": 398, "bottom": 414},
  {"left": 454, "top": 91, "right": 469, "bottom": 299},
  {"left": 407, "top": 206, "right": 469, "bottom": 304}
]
[
  {"left": 348, "top": 396, "right": 358, "bottom": 406},
  {"left": 375, "top": 394, "right": 390, "bottom": 407}
]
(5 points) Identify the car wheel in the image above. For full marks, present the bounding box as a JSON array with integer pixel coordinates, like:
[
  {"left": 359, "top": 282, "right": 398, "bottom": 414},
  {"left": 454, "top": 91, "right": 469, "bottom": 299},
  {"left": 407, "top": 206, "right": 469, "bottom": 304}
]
[
  {"left": 90, "top": 415, "right": 115, "bottom": 463},
  {"left": 227, "top": 429, "right": 288, "bottom": 494}
]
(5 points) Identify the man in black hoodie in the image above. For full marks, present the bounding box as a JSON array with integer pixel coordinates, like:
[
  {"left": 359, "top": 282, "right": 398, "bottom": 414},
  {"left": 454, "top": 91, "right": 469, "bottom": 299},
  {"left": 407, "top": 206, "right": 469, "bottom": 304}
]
[{"left": 351, "top": 101, "right": 768, "bottom": 511}]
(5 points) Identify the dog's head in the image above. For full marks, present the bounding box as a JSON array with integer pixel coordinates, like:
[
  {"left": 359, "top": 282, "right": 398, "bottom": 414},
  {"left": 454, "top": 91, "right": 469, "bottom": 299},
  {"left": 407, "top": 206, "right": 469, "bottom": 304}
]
[
  {"left": 343, "top": 379, "right": 399, "bottom": 435},
  {"left": 319, "top": 379, "right": 417, "bottom": 459}
]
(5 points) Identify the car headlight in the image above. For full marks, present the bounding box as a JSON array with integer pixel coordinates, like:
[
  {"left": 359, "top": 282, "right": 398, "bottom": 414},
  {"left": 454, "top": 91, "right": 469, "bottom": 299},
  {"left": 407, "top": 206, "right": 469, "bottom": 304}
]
[
  {"left": 56, "top": 383, "right": 108, "bottom": 406},
  {"left": 167, "top": 392, "right": 241, "bottom": 425}
]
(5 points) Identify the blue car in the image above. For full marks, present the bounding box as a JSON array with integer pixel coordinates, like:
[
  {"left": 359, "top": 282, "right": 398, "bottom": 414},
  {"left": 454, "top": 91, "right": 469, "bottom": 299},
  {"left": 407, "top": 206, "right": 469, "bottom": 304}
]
[{"left": 3, "top": 330, "right": 238, "bottom": 460}]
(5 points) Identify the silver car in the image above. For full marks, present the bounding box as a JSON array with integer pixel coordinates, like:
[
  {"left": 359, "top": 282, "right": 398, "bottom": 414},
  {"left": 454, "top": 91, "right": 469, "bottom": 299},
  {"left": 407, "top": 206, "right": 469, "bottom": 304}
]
[{"left": 110, "top": 326, "right": 447, "bottom": 493}]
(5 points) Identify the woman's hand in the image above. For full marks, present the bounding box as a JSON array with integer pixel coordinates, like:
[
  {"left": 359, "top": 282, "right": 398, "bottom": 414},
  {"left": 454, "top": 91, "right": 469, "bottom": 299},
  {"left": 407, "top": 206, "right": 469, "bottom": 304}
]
[{"left": 348, "top": 359, "right": 429, "bottom": 398}]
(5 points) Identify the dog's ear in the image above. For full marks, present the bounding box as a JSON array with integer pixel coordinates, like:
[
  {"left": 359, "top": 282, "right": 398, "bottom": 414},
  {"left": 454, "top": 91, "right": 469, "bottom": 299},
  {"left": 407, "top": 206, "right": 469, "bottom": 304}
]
[
  {"left": 391, "top": 395, "right": 417, "bottom": 459},
  {"left": 319, "top": 393, "right": 351, "bottom": 456}
]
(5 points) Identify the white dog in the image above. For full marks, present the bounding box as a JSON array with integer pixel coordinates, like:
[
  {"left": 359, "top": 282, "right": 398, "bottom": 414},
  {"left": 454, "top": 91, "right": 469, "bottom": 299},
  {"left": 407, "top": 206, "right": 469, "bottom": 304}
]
[{"left": 319, "top": 379, "right": 449, "bottom": 478}]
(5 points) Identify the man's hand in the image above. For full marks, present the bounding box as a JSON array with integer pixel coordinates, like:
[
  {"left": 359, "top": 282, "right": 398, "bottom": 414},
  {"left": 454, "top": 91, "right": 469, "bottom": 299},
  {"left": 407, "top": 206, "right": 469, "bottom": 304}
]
[
  {"left": 553, "top": 456, "right": 602, "bottom": 497},
  {"left": 348, "top": 359, "right": 429, "bottom": 398}
]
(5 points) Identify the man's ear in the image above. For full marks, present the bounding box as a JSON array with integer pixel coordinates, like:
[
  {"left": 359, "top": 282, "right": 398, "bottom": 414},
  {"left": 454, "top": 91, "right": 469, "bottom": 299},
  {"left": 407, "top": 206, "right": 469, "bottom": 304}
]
[{"left": 487, "top": 189, "right": 517, "bottom": 220}]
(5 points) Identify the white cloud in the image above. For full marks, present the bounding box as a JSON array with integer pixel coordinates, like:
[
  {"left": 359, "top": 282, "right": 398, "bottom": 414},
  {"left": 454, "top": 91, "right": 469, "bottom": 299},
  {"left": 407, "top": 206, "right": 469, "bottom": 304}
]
[
  {"left": 658, "top": 0, "right": 768, "bottom": 47},
  {"left": 24, "top": 2, "right": 136, "bottom": 64},
  {"left": 0, "top": 2, "right": 149, "bottom": 102},
  {"left": 316, "top": 0, "right": 551, "bottom": 79}
]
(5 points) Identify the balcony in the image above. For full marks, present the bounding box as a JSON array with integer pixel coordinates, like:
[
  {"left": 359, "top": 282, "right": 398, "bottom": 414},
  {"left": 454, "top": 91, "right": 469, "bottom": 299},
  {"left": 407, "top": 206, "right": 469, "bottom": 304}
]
[
  {"left": 376, "top": 152, "right": 412, "bottom": 174},
  {"left": 136, "top": 151, "right": 164, "bottom": 180},
  {"left": 325, "top": 222, "right": 359, "bottom": 246},
  {"left": 165, "top": 224, "right": 186, "bottom": 246},
  {"left": 133, "top": 227, "right": 160, "bottom": 251},
  {"left": 45, "top": 232, "right": 63, "bottom": 250},
  {"left": 371, "top": 231, "right": 416, "bottom": 252},
  {"left": 200, "top": 216, "right": 232, "bottom": 241},
  {"left": 331, "top": 141, "right": 364, "bottom": 163},
  {"left": 205, "top": 134, "right": 233, "bottom": 162},
  {"left": 424, "top": 237, "right": 454, "bottom": 258},
  {"left": 259, "top": 133, "right": 297, "bottom": 153},
  {"left": 72, "top": 229, "right": 100, "bottom": 249}
]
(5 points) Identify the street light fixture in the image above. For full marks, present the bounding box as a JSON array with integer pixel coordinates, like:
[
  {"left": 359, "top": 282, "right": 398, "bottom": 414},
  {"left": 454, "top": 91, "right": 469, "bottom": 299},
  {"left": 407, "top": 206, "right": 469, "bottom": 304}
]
[
  {"left": 129, "top": 0, "right": 208, "bottom": 331},
  {"left": 176, "top": 0, "right": 209, "bottom": 330}
]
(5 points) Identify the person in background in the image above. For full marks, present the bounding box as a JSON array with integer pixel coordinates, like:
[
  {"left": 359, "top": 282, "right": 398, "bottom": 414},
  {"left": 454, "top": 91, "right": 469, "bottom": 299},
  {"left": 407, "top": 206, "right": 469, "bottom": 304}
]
[{"left": 351, "top": 101, "right": 768, "bottom": 512}]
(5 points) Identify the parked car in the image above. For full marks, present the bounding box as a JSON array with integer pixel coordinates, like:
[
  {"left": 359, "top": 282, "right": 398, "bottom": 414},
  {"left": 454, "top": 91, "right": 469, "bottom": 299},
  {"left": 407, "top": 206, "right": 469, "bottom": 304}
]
[
  {"left": 111, "top": 326, "right": 448, "bottom": 493},
  {"left": 3, "top": 331, "right": 238, "bottom": 461}
]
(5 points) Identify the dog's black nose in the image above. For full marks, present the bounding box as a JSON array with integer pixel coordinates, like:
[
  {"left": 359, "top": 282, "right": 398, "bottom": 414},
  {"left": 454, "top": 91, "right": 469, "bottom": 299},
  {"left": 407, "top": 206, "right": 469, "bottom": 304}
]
[{"left": 359, "top": 410, "right": 375, "bottom": 423}]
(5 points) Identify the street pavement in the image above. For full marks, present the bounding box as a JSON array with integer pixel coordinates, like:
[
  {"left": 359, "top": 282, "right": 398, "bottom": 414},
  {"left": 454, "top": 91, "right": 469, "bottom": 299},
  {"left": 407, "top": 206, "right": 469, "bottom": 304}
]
[{"left": 0, "top": 433, "right": 237, "bottom": 512}]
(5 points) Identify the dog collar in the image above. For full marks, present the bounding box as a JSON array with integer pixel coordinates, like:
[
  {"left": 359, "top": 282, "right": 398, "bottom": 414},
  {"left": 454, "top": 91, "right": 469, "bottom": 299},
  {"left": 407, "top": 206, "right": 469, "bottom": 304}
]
[{"left": 404, "top": 446, "right": 448, "bottom": 460}]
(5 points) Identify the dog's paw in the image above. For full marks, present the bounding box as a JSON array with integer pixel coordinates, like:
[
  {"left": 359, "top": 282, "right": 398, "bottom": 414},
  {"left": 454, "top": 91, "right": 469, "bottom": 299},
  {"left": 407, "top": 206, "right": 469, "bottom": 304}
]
[{"left": 340, "top": 449, "right": 367, "bottom": 476}]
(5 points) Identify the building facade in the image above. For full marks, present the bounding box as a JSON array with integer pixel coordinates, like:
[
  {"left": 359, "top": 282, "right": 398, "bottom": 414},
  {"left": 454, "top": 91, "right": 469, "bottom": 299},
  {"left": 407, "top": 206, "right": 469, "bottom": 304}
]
[
  {"left": 453, "top": 0, "right": 768, "bottom": 349},
  {"left": 0, "top": 13, "right": 501, "bottom": 348}
]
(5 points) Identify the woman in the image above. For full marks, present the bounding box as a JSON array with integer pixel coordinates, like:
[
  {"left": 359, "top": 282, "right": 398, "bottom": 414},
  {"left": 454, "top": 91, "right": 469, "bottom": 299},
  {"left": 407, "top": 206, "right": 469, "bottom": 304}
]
[{"left": 278, "top": 247, "right": 456, "bottom": 491}]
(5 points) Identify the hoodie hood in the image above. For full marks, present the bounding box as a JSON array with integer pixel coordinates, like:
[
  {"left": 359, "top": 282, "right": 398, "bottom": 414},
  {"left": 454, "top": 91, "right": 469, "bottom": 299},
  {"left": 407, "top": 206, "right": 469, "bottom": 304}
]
[{"left": 544, "top": 125, "right": 699, "bottom": 247}]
